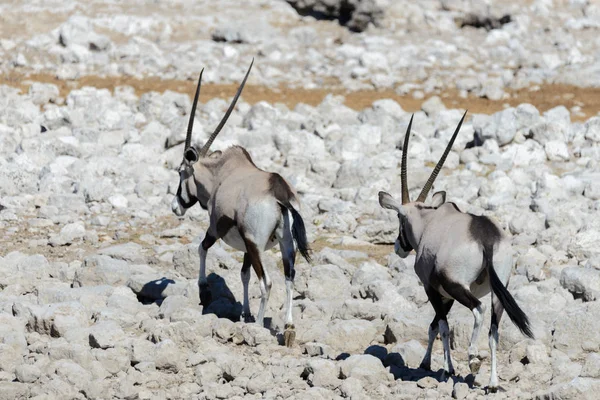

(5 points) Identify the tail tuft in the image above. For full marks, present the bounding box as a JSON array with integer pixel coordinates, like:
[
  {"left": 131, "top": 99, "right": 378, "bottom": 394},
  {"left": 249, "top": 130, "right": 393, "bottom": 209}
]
[
  {"left": 487, "top": 248, "right": 534, "bottom": 339},
  {"left": 288, "top": 206, "right": 311, "bottom": 263}
]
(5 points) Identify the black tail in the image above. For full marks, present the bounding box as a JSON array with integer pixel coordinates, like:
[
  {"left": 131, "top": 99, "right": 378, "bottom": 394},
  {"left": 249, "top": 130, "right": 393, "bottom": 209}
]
[
  {"left": 486, "top": 247, "right": 534, "bottom": 339},
  {"left": 287, "top": 205, "right": 311, "bottom": 263}
]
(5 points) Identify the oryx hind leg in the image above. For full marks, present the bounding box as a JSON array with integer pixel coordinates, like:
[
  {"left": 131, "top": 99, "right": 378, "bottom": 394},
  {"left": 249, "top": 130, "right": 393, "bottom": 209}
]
[
  {"left": 198, "top": 233, "right": 217, "bottom": 307},
  {"left": 278, "top": 207, "right": 297, "bottom": 347},
  {"left": 420, "top": 286, "right": 454, "bottom": 376},
  {"left": 489, "top": 291, "right": 504, "bottom": 393},
  {"left": 243, "top": 238, "right": 271, "bottom": 327},
  {"left": 440, "top": 280, "right": 483, "bottom": 376},
  {"left": 241, "top": 253, "right": 254, "bottom": 323},
  {"left": 468, "top": 302, "right": 486, "bottom": 374}
]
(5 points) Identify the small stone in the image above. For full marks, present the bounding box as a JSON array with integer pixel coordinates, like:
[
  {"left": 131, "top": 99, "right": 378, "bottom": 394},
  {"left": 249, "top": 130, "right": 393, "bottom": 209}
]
[
  {"left": 417, "top": 376, "right": 438, "bottom": 389},
  {"left": 89, "top": 320, "right": 125, "bottom": 349},
  {"left": 453, "top": 382, "right": 469, "bottom": 399}
]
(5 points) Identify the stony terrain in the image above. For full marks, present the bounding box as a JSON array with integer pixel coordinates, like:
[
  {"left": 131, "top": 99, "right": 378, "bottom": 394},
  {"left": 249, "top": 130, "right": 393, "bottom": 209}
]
[{"left": 1, "top": 0, "right": 600, "bottom": 399}]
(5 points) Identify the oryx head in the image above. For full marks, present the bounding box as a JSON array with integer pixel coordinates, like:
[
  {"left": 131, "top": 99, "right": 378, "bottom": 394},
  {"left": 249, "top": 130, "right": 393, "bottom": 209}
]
[
  {"left": 379, "top": 111, "right": 467, "bottom": 257},
  {"left": 171, "top": 60, "right": 254, "bottom": 216}
]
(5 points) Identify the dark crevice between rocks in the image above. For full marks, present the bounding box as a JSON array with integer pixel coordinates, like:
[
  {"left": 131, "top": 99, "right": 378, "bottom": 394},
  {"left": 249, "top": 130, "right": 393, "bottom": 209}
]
[
  {"left": 458, "top": 14, "right": 512, "bottom": 31},
  {"left": 286, "top": 0, "right": 382, "bottom": 33},
  {"left": 465, "top": 131, "right": 485, "bottom": 149}
]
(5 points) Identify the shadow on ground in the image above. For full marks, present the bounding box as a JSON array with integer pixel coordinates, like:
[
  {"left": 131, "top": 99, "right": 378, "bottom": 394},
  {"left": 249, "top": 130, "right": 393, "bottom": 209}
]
[{"left": 336, "top": 345, "right": 474, "bottom": 386}]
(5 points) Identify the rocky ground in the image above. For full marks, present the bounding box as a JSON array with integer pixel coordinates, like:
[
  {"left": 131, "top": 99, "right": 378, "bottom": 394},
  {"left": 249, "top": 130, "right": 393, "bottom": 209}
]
[{"left": 1, "top": 0, "right": 600, "bottom": 399}]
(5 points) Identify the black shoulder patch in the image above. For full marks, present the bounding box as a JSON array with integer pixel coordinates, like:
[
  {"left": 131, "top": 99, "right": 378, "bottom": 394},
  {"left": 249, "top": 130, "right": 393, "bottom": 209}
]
[
  {"left": 216, "top": 215, "right": 236, "bottom": 238},
  {"left": 269, "top": 173, "right": 293, "bottom": 206},
  {"left": 469, "top": 215, "right": 502, "bottom": 249}
]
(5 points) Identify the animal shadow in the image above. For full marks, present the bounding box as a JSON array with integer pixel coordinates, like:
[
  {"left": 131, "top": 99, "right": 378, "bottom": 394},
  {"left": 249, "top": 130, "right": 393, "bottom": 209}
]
[
  {"left": 354, "top": 345, "right": 473, "bottom": 386},
  {"left": 201, "top": 272, "right": 243, "bottom": 322},
  {"left": 137, "top": 277, "right": 176, "bottom": 305}
]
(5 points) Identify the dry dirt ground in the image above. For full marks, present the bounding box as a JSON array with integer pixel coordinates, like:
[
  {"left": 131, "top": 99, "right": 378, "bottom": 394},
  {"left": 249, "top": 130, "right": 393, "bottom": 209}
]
[{"left": 2, "top": 69, "right": 600, "bottom": 122}]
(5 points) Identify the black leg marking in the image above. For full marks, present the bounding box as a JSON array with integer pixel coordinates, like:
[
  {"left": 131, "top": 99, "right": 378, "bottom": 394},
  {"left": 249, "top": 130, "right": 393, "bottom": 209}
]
[
  {"left": 423, "top": 286, "right": 456, "bottom": 375},
  {"left": 202, "top": 234, "right": 217, "bottom": 251},
  {"left": 438, "top": 273, "right": 481, "bottom": 311},
  {"left": 244, "top": 239, "right": 265, "bottom": 281},
  {"left": 241, "top": 253, "right": 255, "bottom": 323},
  {"left": 216, "top": 215, "right": 236, "bottom": 238},
  {"left": 199, "top": 234, "right": 217, "bottom": 307}
]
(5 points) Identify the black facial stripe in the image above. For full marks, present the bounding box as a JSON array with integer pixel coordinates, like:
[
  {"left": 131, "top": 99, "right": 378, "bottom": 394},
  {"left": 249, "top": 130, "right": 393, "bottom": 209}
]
[
  {"left": 398, "top": 220, "right": 413, "bottom": 252},
  {"left": 176, "top": 180, "right": 197, "bottom": 209}
]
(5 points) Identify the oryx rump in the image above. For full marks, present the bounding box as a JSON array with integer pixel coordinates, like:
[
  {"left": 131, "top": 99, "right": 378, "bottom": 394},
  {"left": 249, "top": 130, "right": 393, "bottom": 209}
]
[
  {"left": 378, "top": 112, "right": 533, "bottom": 391},
  {"left": 171, "top": 60, "right": 311, "bottom": 347}
]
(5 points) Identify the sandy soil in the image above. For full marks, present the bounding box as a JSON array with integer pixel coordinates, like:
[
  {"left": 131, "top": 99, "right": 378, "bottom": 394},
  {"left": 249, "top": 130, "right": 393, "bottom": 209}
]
[{"left": 2, "top": 69, "right": 599, "bottom": 121}]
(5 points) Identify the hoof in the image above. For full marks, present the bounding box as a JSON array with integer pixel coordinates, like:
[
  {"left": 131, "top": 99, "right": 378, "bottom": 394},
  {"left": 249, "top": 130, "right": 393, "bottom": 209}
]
[
  {"left": 488, "top": 385, "right": 499, "bottom": 394},
  {"left": 469, "top": 356, "right": 482, "bottom": 374},
  {"left": 284, "top": 324, "right": 296, "bottom": 348},
  {"left": 199, "top": 284, "right": 212, "bottom": 307},
  {"left": 419, "top": 362, "right": 431, "bottom": 371},
  {"left": 242, "top": 313, "right": 255, "bottom": 323}
]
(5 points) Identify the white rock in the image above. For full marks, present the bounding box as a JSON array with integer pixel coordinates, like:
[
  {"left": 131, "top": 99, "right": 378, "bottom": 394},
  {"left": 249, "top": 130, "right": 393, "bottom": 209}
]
[
  {"left": 89, "top": 320, "right": 126, "bottom": 349},
  {"left": 339, "top": 355, "right": 393, "bottom": 388},
  {"left": 560, "top": 267, "right": 600, "bottom": 301},
  {"left": 544, "top": 140, "right": 570, "bottom": 161}
]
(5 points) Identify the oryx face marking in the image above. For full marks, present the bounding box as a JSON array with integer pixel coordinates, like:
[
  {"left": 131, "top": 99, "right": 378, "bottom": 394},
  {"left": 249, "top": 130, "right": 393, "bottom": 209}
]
[
  {"left": 395, "top": 215, "right": 413, "bottom": 258},
  {"left": 172, "top": 148, "right": 200, "bottom": 216}
]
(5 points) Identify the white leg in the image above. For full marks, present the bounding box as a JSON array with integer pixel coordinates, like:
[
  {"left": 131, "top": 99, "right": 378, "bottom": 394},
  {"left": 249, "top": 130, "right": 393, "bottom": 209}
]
[
  {"left": 489, "top": 323, "right": 499, "bottom": 390},
  {"left": 284, "top": 280, "right": 294, "bottom": 325},
  {"left": 420, "top": 323, "right": 439, "bottom": 370},
  {"left": 439, "top": 319, "right": 454, "bottom": 377},
  {"left": 469, "top": 303, "right": 486, "bottom": 374},
  {"left": 256, "top": 265, "right": 271, "bottom": 326},
  {"left": 277, "top": 208, "right": 298, "bottom": 347},
  {"left": 278, "top": 209, "right": 296, "bottom": 326},
  {"left": 489, "top": 294, "right": 503, "bottom": 392}
]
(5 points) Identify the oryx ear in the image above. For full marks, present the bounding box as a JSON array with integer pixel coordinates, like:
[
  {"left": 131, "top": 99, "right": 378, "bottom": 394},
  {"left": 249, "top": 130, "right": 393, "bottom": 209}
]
[
  {"left": 379, "top": 191, "right": 403, "bottom": 214},
  {"left": 431, "top": 191, "right": 446, "bottom": 208},
  {"left": 208, "top": 150, "right": 222, "bottom": 159},
  {"left": 184, "top": 147, "right": 199, "bottom": 163}
]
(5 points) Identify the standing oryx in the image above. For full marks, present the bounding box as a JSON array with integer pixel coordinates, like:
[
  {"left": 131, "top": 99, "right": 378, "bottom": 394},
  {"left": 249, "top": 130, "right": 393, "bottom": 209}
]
[
  {"left": 378, "top": 112, "right": 534, "bottom": 391},
  {"left": 171, "top": 60, "right": 311, "bottom": 347}
]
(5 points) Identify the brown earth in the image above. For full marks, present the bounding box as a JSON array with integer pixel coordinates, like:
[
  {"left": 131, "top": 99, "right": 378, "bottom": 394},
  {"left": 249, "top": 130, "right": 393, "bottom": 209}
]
[{"left": 2, "top": 69, "right": 600, "bottom": 120}]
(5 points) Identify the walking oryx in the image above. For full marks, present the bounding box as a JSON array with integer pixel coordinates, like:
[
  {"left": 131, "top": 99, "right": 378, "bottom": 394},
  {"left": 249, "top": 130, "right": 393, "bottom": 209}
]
[
  {"left": 378, "top": 112, "right": 534, "bottom": 391},
  {"left": 171, "top": 60, "right": 311, "bottom": 347}
]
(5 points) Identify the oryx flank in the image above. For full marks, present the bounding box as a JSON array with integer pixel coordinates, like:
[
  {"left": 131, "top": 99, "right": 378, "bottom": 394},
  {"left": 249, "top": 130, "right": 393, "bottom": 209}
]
[
  {"left": 171, "top": 60, "right": 311, "bottom": 347},
  {"left": 378, "top": 112, "right": 534, "bottom": 391}
]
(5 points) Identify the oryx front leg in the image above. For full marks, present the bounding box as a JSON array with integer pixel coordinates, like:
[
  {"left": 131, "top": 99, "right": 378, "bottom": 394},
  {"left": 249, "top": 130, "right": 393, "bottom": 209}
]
[
  {"left": 421, "top": 288, "right": 455, "bottom": 377},
  {"left": 468, "top": 303, "right": 486, "bottom": 374},
  {"left": 420, "top": 319, "right": 439, "bottom": 371},
  {"left": 244, "top": 239, "right": 271, "bottom": 327},
  {"left": 439, "top": 319, "right": 454, "bottom": 378},
  {"left": 279, "top": 208, "right": 297, "bottom": 347},
  {"left": 198, "top": 233, "right": 216, "bottom": 307}
]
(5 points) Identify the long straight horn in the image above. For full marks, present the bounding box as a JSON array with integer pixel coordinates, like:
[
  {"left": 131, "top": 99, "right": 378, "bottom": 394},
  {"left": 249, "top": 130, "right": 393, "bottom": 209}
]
[
  {"left": 401, "top": 114, "right": 413, "bottom": 204},
  {"left": 416, "top": 110, "right": 467, "bottom": 203},
  {"left": 199, "top": 58, "right": 254, "bottom": 157},
  {"left": 185, "top": 68, "right": 204, "bottom": 150}
]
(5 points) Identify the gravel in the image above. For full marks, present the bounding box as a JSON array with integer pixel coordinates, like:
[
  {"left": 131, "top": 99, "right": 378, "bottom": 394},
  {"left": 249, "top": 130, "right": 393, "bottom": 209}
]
[{"left": 1, "top": 0, "right": 599, "bottom": 398}]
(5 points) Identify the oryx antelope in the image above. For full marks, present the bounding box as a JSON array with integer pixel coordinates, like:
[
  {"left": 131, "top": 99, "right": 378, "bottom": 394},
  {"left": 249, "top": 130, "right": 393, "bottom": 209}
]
[
  {"left": 378, "top": 113, "right": 534, "bottom": 391},
  {"left": 171, "top": 60, "right": 311, "bottom": 346}
]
